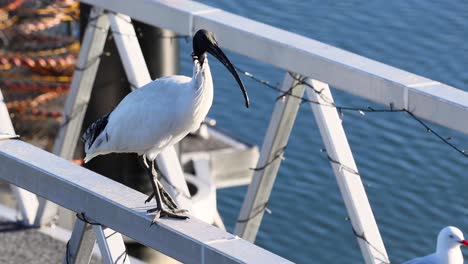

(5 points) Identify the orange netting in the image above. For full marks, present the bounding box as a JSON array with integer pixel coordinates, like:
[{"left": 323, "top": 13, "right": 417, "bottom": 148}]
[{"left": 0, "top": 0, "right": 79, "bottom": 151}]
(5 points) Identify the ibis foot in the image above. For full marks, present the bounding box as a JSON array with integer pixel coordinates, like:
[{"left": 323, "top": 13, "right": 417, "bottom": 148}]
[
  {"left": 147, "top": 207, "right": 188, "bottom": 214},
  {"left": 148, "top": 207, "right": 189, "bottom": 224},
  {"left": 142, "top": 158, "right": 179, "bottom": 211}
]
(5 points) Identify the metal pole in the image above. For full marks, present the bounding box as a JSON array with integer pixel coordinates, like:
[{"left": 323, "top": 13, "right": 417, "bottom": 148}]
[
  {"left": 64, "top": 219, "right": 96, "bottom": 264},
  {"left": 305, "top": 79, "right": 389, "bottom": 264},
  {"left": 234, "top": 73, "right": 305, "bottom": 241}
]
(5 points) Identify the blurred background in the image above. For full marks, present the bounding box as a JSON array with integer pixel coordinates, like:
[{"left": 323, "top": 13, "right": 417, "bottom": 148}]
[{"left": 1, "top": 1, "right": 467, "bottom": 263}]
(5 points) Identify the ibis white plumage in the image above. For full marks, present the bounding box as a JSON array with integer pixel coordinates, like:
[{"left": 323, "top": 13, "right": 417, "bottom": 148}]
[
  {"left": 403, "top": 226, "right": 468, "bottom": 264},
  {"left": 82, "top": 29, "right": 249, "bottom": 222}
]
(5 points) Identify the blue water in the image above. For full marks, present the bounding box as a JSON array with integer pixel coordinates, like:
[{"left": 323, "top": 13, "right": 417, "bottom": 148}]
[{"left": 179, "top": 1, "right": 468, "bottom": 263}]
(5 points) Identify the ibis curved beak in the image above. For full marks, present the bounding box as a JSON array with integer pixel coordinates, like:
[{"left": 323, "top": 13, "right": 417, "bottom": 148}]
[
  {"left": 459, "top": 240, "right": 468, "bottom": 246},
  {"left": 207, "top": 44, "right": 250, "bottom": 108}
]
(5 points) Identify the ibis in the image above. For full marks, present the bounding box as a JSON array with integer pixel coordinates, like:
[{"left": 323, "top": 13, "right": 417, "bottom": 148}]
[
  {"left": 403, "top": 226, "right": 468, "bottom": 264},
  {"left": 82, "top": 29, "right": 249, "bottom": 222}
]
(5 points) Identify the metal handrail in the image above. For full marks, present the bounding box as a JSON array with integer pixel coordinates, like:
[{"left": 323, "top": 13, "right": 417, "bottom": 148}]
[
  {"left": 81, "top": 0, "right": 468, "bottom": 134},
  {"left": 0, "top": 139, "right": 291, "bottom": 264}
]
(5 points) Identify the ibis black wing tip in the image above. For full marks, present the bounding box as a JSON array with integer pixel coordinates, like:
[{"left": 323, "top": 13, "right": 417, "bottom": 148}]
[{"left": 82, "top": 112, "right": 110, "bottom": 148}]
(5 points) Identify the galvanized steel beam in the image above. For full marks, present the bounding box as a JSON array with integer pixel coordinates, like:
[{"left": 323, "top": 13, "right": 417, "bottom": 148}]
[
  {"left": 0, "top": 140, "right": 292, "bottom": 264},
  {"left": 80, "top": 0, "right": 468, "bottom": 134},
  {"left": 93, "top": 225, "right": 130, "bottom": 264},
  {"left": 53, "top": 7, "right": 109, "bottom": 159},
  {"left": 234, "top": 73, "right": 304, "bottom": 241},
  {"left": 305, "top": 79, "right": 389, "bottom": 264},
  {"left": 65, "top": 220, "right": 96, "bottom": 264}
]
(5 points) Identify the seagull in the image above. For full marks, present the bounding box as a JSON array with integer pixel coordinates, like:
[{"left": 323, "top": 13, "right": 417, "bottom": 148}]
[
  {"left": 82, "top": 29, "right": 249, "bottom": 222},
  {"left": 403, "top": 226, "right": 468, "bottom": 264}
]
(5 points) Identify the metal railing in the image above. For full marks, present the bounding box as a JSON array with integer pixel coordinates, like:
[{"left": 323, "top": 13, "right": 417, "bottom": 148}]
[
  {"left": 81, "top": 0, "right": 468, "bottom": 135},
  {"left": 0, "top": 139, "right": 291, "bottom": 264}
]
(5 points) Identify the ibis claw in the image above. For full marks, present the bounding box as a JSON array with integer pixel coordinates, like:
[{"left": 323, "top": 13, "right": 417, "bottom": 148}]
[
  {"left": 148, "top": 207, "right": 189, "bottom": 224},
  {"left": 145, "top": 192, "right": 155, "bottom": 204}
]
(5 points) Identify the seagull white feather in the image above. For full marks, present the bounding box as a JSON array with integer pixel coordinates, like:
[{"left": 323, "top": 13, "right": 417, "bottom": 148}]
[{"left": 403, "top": 226, "right": 468, "bottom": 264}]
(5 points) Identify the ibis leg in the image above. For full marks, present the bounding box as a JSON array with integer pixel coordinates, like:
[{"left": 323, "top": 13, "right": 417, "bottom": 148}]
[
  {"left": 150, "top": 160, "right": 187, "bottom": 214},
  {"left": 149, "top": 160, "right": 179, "bottom": 210},
  {"left": 140, "top": 155, "right": 173, "bottom": 207},
  {"left": 145, "top": 159, "right": 188, "bottom": 223},
  {"left": 140, "top": 156, "right": 179, "bottom": 210},
  {"left": 140, "top": 155, "right": 156, "bottom": 203}
]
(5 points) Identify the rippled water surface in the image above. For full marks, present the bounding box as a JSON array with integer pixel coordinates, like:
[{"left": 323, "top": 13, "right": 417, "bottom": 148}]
[{"left": 178, "top": 1, "right": 468, "bottom": 263}]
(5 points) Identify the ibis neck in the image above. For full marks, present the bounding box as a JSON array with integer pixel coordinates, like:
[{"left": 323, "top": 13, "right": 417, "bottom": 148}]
[
  {"left": 191, "top": 55, "right": 214, "bottom": 121},
  {"left": 193, "top": 50, "right": 206, "bottom": 66},
  {"left": 192, "top": 54, "right": 213, "bottom": 93}
]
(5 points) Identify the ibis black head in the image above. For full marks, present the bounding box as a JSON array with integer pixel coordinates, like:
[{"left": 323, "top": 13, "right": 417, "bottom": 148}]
[{"left": 192, "top": 29, "right": 249, "bottom": 108}]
